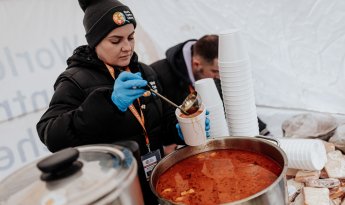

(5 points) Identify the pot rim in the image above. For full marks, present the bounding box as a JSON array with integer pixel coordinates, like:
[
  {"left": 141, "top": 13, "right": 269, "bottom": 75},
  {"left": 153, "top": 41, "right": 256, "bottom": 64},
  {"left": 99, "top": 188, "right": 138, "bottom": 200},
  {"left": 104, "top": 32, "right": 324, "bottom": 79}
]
[{"left": 150, "top": 136, "right": 288, "bottom": 205}]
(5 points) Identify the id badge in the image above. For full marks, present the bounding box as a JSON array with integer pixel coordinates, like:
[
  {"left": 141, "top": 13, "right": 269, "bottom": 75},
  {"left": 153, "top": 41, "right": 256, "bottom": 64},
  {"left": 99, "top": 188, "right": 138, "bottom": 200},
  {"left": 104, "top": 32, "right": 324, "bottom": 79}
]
[{"left": 141, "top": 149, "right": 161, "bottom": 181}]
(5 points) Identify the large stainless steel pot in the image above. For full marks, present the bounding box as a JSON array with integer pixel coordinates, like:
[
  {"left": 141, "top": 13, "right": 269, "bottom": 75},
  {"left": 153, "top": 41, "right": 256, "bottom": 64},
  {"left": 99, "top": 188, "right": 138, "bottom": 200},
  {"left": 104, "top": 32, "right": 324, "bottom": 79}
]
[
  {"left": 0, "top": 143, "right": 144, "bottom": 205},
  {"left": 150, "top": 136, "right": 288, "bottom": 205}
]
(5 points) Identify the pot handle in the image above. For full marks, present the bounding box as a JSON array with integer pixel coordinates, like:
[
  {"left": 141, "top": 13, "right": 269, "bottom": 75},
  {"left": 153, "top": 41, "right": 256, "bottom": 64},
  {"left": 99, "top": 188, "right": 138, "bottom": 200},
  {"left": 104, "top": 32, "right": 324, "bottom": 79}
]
[
  {"left": 112, "top": 140, "right": 140, "bottom": 165},
  {"left": 37, "top": 147, "right": 83, "bottom": 181},
  {"left": 254, "top": 135, "right": 280, "bottom": 147}
]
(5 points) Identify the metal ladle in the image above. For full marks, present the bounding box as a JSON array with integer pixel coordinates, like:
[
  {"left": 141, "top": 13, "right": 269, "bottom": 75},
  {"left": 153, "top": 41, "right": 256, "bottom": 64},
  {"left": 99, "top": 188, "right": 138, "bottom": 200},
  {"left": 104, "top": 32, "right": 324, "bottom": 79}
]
[
  {"left": 146, "top": 85, "right": 201, "bottom": 115},
  {"left": 180, "top": 91, "right": 201, "bottom": 115}
]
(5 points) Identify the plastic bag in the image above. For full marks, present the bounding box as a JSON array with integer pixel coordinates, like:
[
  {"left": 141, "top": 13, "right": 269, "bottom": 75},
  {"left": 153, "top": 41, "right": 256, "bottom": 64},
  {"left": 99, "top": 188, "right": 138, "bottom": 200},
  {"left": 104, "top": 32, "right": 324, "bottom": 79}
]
[{"left": 282, "top": 113, "right": 337, "bottom": 140}]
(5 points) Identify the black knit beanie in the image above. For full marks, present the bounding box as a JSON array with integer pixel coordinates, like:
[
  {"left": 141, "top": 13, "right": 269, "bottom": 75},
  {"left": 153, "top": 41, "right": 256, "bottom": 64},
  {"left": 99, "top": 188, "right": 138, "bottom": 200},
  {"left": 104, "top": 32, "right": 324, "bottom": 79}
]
[{"left": 78, "top": 0, "right": 137, "bottom": 48}]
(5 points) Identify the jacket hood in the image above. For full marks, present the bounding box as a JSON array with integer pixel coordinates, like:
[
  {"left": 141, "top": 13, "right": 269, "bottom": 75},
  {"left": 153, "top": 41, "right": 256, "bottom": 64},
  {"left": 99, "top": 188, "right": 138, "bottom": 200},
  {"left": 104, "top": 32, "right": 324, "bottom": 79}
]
[
  {"left": 66, "top": 45, "right": 140, "bottom": 71},
  {"left": 66, "top": 45, "right": 103, "bottom": 69},
  {"left": 165, "top": 39, "right": 196, "bottom": 84}
]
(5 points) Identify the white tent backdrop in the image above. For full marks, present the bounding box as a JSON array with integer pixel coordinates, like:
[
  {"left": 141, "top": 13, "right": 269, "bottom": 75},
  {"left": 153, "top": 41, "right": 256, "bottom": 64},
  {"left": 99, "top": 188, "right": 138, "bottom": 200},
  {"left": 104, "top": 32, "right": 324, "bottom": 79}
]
[{"left": 0, "top": 0, "right": 344, "bottom": 180}]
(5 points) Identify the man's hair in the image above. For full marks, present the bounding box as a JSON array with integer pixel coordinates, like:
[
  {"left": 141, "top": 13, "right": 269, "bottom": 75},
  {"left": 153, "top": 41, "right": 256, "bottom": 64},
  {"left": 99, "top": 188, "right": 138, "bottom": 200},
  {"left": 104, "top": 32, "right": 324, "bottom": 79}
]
[{"left": 193, "top": 34, "right": 219, "bottom": 63}]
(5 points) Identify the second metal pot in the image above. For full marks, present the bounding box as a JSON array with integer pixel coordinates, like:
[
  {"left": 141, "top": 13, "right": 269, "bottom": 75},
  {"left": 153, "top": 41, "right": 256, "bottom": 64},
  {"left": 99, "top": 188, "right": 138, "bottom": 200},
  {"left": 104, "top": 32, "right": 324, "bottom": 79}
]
[{"left": 0, "top": 143, "right": 144, "bottom": 205}]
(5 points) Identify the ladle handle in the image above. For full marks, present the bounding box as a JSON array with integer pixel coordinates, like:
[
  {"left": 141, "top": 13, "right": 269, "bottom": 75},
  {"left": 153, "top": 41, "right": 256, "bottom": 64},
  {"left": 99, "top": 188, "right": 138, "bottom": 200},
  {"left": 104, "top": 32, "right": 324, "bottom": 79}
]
[{"left": 147, "top": 87, "right": 189, "bottom": 115}]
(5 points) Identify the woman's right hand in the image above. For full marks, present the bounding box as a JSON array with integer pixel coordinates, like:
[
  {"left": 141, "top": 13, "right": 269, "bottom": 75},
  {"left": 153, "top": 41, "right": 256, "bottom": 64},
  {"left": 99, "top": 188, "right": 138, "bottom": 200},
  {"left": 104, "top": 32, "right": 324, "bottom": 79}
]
[{"left": 111, "top": 71, "right": 147, "bottom": 112}]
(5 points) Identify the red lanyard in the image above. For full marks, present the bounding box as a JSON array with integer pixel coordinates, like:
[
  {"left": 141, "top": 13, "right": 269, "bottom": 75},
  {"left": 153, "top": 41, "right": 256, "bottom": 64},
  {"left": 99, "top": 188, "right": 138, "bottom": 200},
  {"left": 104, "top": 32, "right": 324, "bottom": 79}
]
[
  {"left": 128, "top": 102, "right": 150, "bottom": 152},
  {"left": 105, "top": 64, "right": 151, "bottom": 152}
]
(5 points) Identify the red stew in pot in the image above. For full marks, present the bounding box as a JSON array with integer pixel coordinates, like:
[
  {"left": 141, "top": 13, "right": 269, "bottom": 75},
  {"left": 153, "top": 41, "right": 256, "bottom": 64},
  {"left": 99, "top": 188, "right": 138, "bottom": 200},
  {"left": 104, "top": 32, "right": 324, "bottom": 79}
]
[{"left": 156, "top": 149, "right": 282, "bottom": 205}]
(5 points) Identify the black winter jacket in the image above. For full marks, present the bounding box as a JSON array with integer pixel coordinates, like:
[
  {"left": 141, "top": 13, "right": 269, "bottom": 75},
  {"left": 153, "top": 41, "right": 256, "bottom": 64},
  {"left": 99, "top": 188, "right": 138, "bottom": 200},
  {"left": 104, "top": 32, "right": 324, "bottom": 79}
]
[
  {"left": 150, "top": 40, "right": 270, "bottom": 134},
  {"left": 37, "top": 45, "right": 183, "bottom": 204},
  {"left": 151, "top": 40, "right": 197, "bottom": 105}
]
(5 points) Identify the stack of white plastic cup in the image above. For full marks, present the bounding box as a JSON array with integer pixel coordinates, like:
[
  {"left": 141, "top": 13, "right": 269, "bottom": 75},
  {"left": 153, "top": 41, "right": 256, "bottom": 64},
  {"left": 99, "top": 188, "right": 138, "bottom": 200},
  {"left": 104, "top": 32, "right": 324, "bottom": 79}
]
[
  {"left": 278, "top": 138, "right": 327, "bottom": 171},
  {"left": 218, "top": 29, "right": 259, "bottom": 136},
  {"left": 194, "top": 78, "right": 229, "bottom": 138}
]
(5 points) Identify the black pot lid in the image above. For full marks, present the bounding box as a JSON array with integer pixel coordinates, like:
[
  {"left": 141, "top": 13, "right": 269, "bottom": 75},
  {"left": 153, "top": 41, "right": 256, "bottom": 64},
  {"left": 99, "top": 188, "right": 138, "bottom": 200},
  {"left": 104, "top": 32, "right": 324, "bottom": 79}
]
[{"left": 0, "top": 144, "right": 137, "bottom": 205}]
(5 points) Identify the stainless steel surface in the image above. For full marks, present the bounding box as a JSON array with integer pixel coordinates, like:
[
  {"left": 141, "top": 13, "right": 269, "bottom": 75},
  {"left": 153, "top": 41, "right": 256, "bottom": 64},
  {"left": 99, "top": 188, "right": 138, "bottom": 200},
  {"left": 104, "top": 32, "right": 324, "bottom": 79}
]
[
  {"left": 254, "top": 135, "right": 280, "bottom": 147},
  {"left": 180, "top": 91, "right": 201, "bottom": 115},
  {"left": 147, "top": 84, "right": 201, "bottom": 115},
  {"left": 150, "top": 136, "right": 288, "bottom": 205},
  {"left": 147, "top": 87, "right": 189, "bottom": 115},
  {"left": 0, "top": 144, "right": 144, "bottom": 205}
]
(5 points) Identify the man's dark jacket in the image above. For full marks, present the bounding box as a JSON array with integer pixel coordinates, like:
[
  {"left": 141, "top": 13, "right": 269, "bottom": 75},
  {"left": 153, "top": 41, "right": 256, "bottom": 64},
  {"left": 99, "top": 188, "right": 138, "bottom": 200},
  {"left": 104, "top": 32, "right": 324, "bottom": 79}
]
[{"left": 150, "top": 40, "right": 269, "bottom": 134}]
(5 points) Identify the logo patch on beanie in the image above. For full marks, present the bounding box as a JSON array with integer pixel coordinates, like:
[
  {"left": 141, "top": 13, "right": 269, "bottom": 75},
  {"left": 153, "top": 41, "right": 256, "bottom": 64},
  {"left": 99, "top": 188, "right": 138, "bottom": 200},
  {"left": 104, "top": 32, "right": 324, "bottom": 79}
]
[{"left": 113, "top": 12, "right": 126, "bottom": 25}]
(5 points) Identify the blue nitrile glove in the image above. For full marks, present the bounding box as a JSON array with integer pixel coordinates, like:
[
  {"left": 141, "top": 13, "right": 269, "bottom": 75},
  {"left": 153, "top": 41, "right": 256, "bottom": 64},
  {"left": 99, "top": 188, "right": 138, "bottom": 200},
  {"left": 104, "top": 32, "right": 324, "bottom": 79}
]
[
  {"left": 205, "top": 110, "right": 210, "bottom": 136},
  {"left": 111, "top": 72, "right": 147, "bottom": 112},
  {"left": 176, "top": 110, "right": 210, "bottom": 141}
]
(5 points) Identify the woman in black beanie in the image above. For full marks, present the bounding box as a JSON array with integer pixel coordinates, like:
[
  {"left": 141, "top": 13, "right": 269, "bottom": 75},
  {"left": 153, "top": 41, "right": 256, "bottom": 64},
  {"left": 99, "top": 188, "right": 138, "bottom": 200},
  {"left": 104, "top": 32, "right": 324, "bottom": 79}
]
[{"left": 36, "top": 0, "right": 187, "bottom": 204}]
